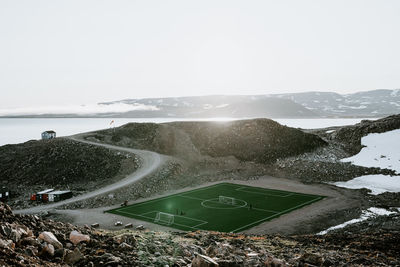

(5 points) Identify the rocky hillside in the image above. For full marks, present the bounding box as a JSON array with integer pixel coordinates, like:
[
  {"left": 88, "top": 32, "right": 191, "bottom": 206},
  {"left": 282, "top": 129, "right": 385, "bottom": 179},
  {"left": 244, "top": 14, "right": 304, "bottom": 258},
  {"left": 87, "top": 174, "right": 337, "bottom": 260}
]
[
  {"left": 1, "top": 203, "right": 399, "bottom": 266},
  {"left": 0, "top": 138, "right": 139, "bottom": 203},
  {"left": 83, "top": 119, "right": 327, "bottom": 164},
  {"left": 327, "top": 114, "right": 400, "bottom": 154}
]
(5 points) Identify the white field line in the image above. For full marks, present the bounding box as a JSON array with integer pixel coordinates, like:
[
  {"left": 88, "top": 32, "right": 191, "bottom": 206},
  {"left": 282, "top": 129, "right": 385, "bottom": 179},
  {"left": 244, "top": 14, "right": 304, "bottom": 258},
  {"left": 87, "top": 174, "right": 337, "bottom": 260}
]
[
  {"left": 178, "top": 195, "right": 205, "bottom": 201},
  {"left": 139, "top": 210, "right": 158, "bottom": 217},
  {"left": 123, "top": 210, "right": 208, "bottom": 226},
  {"left": 192, "top": 221, "right": 209, "bottom": 228},
  {"left": 178, "top": 183, "right": 225, "bottom": 197},
  {"left": 235, "top": 186, "right": 321, "bottom": 198},
  {"left": 178, "top": 195, "right": 279, "bottom": 213},
  {"left": 116, "top": 210, "right": 202, "bottom": 230},
  {"left": 116, "top": 183, "right": 225, "bottom": 210},
  {"left": 235, "top": 187, "right": 292, "bottom": 197},
  {"left": 230, "top": 197, "right": 323, "bottom": 233}
]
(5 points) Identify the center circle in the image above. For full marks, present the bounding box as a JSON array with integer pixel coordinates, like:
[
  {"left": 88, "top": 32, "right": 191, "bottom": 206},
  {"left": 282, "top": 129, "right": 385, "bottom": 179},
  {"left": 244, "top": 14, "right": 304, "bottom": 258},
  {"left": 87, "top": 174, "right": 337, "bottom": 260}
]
[{"left": 201, "top": 198, "right": 247, "bottom": 209}]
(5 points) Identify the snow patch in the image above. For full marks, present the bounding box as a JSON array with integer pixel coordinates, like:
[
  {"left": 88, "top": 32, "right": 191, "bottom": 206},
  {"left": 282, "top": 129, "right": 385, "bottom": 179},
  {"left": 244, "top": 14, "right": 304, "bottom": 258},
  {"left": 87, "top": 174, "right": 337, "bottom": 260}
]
[
  {"left": 391, "top": 89, "right": 400, "bottom": 97},
  {"left": 216, "top": 104, "right": 229, "bottom": 108},
  {"left": 333, "top": 175, "right": 400, "bottom": 195},
  {"left": 317, "top": 207, "right": 397, "bottom": 235},
  {"left": 325, "top": 130, "right": 335, "bottom": 133},
  {"left": 338, "top": 104, "right": 367, "bottom": 110},
  {"left": 341, "top": 129, "right": 400, "bottom": 173}
]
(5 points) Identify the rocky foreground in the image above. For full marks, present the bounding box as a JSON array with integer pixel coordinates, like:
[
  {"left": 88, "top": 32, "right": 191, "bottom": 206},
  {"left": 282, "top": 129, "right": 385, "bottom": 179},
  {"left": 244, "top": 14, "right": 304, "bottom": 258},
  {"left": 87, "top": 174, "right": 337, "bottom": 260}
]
[{"left": 1, "top": 203, "right": 400, "bottom": 266}]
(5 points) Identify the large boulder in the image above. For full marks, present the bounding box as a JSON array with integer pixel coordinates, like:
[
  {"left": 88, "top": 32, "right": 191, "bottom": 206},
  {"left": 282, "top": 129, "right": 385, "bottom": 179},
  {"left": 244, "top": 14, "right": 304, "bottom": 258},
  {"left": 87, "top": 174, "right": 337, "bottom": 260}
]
[
  {"left": 192, "top": 254, "right": 219, "bottom": 267},
  {"left": 69, "top": 230, "right": 90, "bottom": 245},
  {"left": 38, "top": 231, "right": 63, "bottom": 249}
]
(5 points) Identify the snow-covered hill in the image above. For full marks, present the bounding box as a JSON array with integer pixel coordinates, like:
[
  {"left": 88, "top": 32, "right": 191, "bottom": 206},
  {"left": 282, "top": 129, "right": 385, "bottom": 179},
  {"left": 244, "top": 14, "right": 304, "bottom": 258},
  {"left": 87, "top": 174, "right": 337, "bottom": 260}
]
[
  {"left": 2, "top": 89, "right": 399, "bottom": 118},
  {"left": 100, "top": 89, "right": 400, "bottom": 118},
  {"left": 273, "top": 89, "right": 400, "bottom": 117}
]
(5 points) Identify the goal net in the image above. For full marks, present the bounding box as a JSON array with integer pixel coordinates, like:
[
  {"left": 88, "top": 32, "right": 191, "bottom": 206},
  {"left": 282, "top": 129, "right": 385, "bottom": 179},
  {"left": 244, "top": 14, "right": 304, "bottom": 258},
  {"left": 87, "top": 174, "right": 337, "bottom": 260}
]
[
  {"left": 154, "top": 212, "right": 174, "bottom": 225},
  {"left": 218, "top": 195, "right": 236, "bottom": 205}
]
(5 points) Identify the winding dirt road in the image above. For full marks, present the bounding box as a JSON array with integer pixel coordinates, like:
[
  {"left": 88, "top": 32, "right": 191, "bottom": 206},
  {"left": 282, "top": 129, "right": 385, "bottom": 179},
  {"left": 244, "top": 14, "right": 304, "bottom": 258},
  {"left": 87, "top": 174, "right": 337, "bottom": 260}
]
[{"left": 15, "top": 137, "right": 167, "bottom": 214}]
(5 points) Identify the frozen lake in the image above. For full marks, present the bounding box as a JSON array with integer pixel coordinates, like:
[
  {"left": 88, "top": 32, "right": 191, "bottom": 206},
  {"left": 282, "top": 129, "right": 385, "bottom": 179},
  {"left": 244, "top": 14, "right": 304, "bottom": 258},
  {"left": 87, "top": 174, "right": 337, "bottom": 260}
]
[{"left": 0, "top": 117, "right": 376, "bottom": 146}]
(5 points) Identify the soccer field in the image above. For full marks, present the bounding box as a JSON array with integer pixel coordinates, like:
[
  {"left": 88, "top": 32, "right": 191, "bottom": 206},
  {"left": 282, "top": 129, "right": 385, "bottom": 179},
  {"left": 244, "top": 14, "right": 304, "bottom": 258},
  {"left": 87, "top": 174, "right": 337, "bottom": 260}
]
[{"left": 107, "top": 183, "right": 324, "bottom": 233}]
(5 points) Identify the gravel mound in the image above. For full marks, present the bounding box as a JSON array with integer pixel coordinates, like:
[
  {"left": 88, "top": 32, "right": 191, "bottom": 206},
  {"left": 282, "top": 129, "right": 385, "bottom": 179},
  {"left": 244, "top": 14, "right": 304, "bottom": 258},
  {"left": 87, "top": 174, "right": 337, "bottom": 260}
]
[
  {"left": 0, "top": 138, "right": 139, "bottom": 207},
  {"left": 84, "top": 119, "right": 327, "bottom": 163}
]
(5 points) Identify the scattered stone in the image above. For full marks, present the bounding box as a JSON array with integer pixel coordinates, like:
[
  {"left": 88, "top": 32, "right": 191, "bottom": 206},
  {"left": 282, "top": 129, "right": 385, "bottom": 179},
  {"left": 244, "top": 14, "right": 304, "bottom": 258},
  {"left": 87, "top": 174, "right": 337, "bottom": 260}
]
[
  {"left": 192, "top": 254, "right": 219, "bottom": 267},
  {"left": 91, "top": 223, "right": 100, "bottom": 228},
  {"left": 64, "top": 248, "right": 83, "bottom": 265},
  {"left": 40, "top": 243, "right": 55, "bottom": 257},
  {"left": 264, "top": 256, "right": 288, "bottom": 267},
  {"left": 0, "top": 239, "right": 13, "bottom": 249},
  {"left": 9, "top": 229, "right": 21, "bottom": 243},
  {"left": 69, "top": 230, "right": 90, "bottom": 245},
  {"left": 38, "top": 231, "right": 63, "bottom": 249},
  {"left": 119, "top": 242, "right": 133, "bottom": 249},
  {"left": 124, "top": 223, "right": 133, "bottom": 228},
  {"left": 136, "top": 225, "right": 144, "bottom": 230},
  {"left": 54, "top": 248, "right": 65, "bottom": 258},
  {"left": 300, "top": 252, "right": 324, "bottom": 266}
]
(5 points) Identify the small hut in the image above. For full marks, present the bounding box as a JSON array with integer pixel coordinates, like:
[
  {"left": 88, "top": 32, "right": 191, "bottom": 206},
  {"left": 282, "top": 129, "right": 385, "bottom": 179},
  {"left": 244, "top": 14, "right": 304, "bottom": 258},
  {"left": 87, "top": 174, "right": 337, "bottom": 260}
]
[
  {"left": 48, "top": 190, "right": 72, "bottom": 202},
  {"left": 31, "top": 189, "right": 54, "bottom": 202},
  {"left": 41, "top": 130, "right": 56, "bottom": 140}
]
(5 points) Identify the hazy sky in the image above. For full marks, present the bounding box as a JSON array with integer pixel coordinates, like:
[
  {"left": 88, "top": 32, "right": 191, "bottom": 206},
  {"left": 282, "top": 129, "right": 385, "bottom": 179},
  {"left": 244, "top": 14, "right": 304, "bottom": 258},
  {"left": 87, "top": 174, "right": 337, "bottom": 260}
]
[{"left": 1, "top": 0, "right": 399, "bottom": 108}]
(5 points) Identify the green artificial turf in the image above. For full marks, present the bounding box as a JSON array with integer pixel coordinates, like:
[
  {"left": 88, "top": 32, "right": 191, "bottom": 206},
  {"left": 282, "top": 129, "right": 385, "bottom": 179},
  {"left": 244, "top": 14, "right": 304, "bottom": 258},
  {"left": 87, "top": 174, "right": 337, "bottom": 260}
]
[{"left": 107, "top": 183, "right": 324, "bottom": 233}]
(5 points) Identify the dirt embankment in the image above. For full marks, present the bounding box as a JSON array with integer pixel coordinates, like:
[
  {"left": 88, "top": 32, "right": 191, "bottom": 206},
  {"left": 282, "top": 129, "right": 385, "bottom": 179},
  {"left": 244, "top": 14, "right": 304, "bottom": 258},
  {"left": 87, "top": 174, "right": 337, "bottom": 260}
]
[
  {"left": 0, "top": 138, "right": 139, "bottom": 207},
  {"left": 83, "top": 119, "right": 327, "bottom": 164}
]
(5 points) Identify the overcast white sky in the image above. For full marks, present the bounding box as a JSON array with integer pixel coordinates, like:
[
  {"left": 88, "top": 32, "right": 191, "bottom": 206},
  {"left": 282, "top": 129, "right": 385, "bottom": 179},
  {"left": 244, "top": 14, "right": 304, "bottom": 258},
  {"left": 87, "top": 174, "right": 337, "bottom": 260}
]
[{"left": 1, "top": 0, "right": 399, "bottom": 108}]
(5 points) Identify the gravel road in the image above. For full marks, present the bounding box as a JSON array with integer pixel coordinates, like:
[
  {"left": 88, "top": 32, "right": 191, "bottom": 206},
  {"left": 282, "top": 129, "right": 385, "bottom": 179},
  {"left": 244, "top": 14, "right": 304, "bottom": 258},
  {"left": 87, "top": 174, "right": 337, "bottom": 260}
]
[{"left": 15, "top": 137, "right": 167, "bottom": 214}]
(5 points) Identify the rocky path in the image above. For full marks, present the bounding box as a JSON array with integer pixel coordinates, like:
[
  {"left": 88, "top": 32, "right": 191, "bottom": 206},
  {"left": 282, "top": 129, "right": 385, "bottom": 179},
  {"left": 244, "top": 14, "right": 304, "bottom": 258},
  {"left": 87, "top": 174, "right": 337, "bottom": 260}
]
[{"left": 15, "top": 137, "right": 168, "bottom": 214}]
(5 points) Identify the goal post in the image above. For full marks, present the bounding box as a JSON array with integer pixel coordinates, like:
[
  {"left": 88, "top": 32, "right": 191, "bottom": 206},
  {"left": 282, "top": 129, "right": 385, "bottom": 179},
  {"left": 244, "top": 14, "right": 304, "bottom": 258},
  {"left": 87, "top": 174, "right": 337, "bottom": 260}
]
[
  {"left": 154, "top": 212, "right": 174, "bottom": 225},
  {"left": 218, "top": 195, "right": 236, "bottom": 205}
]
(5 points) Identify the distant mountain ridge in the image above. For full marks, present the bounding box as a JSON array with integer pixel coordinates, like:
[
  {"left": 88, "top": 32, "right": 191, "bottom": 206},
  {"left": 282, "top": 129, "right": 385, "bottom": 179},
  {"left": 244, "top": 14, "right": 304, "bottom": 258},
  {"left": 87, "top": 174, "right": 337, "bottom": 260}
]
[
  {"left": 271, "top": 89, "right": 400, "bottom": 117},
  {"left": 99, "top": 95, "right": 318, "bottom": 118},
  {"left": 100, "top": 89, "right": 400, "bottom": 118},
  {"left": 3, "top": 89, "right": 399, "bottom": 118}
]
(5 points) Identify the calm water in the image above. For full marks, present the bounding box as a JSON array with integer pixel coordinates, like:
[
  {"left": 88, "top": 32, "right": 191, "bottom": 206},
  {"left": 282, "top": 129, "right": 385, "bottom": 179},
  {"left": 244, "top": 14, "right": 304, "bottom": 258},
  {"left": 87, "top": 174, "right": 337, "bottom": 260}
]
[{"left": 0, "top": 117, "right": 376, "bottom": 146}]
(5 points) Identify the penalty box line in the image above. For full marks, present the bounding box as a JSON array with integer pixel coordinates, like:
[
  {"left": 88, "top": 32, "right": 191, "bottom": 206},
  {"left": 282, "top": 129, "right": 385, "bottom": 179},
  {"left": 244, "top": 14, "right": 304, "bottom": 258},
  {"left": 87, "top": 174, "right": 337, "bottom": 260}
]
[
  {"left": 178, "top": 194, "right": 280, "bottom": 214},
  {"left": 115, "top": 210, "right": 206, "bottom": 230},
  {"left": 235, "top": 186, "right": 324, "bottom": 198},
  {"left": 140, "top": 210, "right": 209, "bottom": 228},
  {"left": 235, "top": 187, "right": 293, "bottom": 197},
  {"left": 230, "top": 196, "right": 324, "bottom": 233},
  {"left": 116, "top": 183, "right": 226, "bottom": 211}
]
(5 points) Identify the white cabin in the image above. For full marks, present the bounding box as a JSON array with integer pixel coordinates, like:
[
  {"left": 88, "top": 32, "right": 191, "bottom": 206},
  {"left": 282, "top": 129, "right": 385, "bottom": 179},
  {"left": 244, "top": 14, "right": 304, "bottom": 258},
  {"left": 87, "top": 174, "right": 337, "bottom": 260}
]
[{"left": 41, "top": 130, "right": 56, "bottom": 140}]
